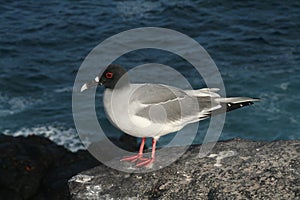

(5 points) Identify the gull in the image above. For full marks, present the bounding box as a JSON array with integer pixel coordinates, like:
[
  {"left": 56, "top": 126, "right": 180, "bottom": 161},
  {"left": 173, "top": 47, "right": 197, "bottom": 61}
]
[{"left": 81, "top": 64, "right": 260, "bottom": 167}]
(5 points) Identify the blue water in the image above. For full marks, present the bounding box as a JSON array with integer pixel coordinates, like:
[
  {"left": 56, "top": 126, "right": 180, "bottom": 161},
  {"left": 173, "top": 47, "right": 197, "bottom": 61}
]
[{"left": 1, "top": 1, "right": 299, "bottom": 151}]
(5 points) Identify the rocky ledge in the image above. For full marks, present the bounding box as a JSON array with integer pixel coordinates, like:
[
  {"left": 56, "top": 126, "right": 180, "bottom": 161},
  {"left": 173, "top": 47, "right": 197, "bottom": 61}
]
[
  {"left": 0, "top": 134, "right": 99, "bottom": 200},
  {"left": 0, "top": 133, "right": 138, "bottom": 200},
  {"left": 69, "top": 139, "right": 300, "bottom": 200}
]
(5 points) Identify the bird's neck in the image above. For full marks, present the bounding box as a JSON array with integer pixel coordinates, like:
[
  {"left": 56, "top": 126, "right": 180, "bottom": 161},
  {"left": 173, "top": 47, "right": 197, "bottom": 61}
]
[{"left": 110, "top": 75, "right": 130, "bottom": 90}]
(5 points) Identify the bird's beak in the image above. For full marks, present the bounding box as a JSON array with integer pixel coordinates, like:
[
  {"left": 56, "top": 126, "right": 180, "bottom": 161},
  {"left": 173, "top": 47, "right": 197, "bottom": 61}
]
[{"left": 80, "top": 76, "right": 101, "bottom": 92}]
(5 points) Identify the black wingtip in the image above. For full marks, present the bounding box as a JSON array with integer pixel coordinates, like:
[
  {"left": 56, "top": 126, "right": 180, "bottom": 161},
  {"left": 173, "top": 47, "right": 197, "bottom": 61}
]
[
  {"left": 225, "top": 101, "right": 255, "bottom": 112},
  {"left": 206, "top": 98, "right": 260, "bottom": 117}
]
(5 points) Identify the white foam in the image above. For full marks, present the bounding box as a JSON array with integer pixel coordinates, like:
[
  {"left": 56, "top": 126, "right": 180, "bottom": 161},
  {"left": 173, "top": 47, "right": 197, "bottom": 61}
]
[
  {"left": 3, "top": 125, "right": 87, "bottom": 152},
  {"left": 0, "top": 93, "right": 42, "bottom": 117},
  {"left": 116, "top": 1, "right": 159, "bottom": 20},
  {"left": 279, "top": 82, "right": 289, "bottom": 91},
  {"left": 54, "top": 86, "right": 73, "bottom": 93},
  {"left": 258, "top": 92, "right": 281, "bottom": 115}
]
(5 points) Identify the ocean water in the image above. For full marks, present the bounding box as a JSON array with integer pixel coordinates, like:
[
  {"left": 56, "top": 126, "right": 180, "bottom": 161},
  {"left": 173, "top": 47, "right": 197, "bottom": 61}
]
[{"left": 1, "top": 1, "right": 299, "bottom": 151}]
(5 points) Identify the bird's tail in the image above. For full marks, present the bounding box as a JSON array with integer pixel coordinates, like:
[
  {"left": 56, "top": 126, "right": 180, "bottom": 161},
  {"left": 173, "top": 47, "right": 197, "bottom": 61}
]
[{"left": 215, "top": 97, "right": 260, "bottom": 113}]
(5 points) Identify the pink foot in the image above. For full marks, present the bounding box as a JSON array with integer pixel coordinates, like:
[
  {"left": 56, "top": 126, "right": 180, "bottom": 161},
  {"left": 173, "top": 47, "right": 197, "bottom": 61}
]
[
  {"left": 120, "top": 138, "right": 157, "bottom": 168},
  {"left": 121, "top": 155, "right": 154, "bottom": 167},
  {"left": 136, "top": 158, "right": 155, "bottom": 167},
  {"left": 120, "top": 154, "right": 142, "bottom": 162}
]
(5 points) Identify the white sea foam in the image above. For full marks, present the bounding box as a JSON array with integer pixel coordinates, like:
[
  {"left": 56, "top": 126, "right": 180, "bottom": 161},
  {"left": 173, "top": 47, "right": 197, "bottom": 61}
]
[
  {"left": 0, "top": 92, "right": 42, "bottom": 117},
  {"left": 3, "top": 125, "right": 87, "bottom": 152},
  {"left": 116, "top": 1, "right": 159, "bottom": 20},
  {"left": 279, "top": 82, "right": 289, "bottom": 91},
  {"left": 257, "top": 91, "right": 300, "bottom": 126},
  {"left": 54, "top": 86, "right": 73, "bottom": 93},
  {"left": 258, "top": 92, "right": 282, "bottom": 115}
]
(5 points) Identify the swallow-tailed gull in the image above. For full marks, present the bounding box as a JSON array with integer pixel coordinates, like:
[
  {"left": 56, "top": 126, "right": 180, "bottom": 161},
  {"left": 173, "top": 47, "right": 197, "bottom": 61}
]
[{"left": 81, "top": 64, "right": 260, "bottom": 167}]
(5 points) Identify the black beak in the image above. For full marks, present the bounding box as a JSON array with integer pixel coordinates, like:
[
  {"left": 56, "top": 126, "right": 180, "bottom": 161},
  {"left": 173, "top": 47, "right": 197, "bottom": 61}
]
[{"left": 80, "top": 76, "right": 101, "bottom": 92}]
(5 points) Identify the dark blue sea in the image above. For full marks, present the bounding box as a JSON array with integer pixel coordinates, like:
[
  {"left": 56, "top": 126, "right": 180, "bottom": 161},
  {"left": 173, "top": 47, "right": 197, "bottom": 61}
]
[{"left": 1, "top": 1, "right": 299, "bottom": 151}]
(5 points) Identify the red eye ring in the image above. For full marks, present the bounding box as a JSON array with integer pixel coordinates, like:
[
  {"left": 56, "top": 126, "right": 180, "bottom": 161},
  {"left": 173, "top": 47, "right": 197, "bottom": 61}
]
[{"left": 105, "top": 72, "right": 113, "bottom": 79}]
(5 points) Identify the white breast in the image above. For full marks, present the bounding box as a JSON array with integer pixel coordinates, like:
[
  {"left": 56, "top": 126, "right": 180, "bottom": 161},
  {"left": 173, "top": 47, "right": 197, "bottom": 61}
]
[
  {"left": 103, "top": 85, "right": 182, "bottom": 139},
  {"left": 103, "top": 86, "right": 150, "bottom": 137}
]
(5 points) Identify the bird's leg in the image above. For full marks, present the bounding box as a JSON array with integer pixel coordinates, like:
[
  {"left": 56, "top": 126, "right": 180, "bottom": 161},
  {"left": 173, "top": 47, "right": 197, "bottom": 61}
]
[
  {"left": 136, "top": 139, "right": 156, "bottom": 167},
  {"left": 120, "top": 137, "right": 146, "bottom": 162}
]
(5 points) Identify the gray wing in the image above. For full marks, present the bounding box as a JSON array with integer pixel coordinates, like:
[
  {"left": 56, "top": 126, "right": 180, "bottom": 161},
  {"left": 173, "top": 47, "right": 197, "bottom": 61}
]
[{"left": 129, "top": 84, "right": 216, "bottom": 123}]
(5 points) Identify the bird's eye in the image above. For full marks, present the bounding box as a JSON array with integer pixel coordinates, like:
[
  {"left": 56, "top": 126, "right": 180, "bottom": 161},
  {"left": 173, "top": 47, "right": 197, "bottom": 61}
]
[{"left": 105, "top": 72, "right": 113, "bottom": 79}]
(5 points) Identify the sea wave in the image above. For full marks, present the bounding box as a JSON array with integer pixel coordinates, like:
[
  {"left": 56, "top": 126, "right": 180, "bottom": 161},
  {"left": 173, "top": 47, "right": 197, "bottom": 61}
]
[
  {"left": 0, "top": 93, "right": 43, "bottom": 117},
  {"left": 116, "top": 1, "right": 160, "bottom": 21},
  {"left": 3, "top": 125, "right": 86, "bottom": 152},
  {"left": 54, "top": 86, "right": 73, "bottom": 93}
]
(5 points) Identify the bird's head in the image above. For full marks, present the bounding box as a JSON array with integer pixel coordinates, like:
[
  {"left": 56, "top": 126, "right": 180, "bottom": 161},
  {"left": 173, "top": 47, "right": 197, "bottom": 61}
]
[{"left": 81, "top": 64, "right": 128, "bottom": 92}]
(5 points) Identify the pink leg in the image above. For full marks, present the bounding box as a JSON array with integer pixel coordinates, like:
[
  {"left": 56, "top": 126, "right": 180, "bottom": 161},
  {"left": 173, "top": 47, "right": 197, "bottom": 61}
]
[
  {"left": 136, "top": 139, "right": 156, "bottom": 167},
  {"left": 120, "top": 138, "right": 146, "bottom": 162}
]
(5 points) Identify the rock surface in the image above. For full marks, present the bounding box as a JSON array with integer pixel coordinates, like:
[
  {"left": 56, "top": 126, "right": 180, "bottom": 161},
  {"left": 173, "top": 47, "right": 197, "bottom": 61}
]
[
  {"left": 0, "top": 133, "right": 138, "bottom": 200},
  {"left": 0, "top": 134, "right": 100, "bottom": 200},
  {"left": 69, "top": 139, "right": 300, "bottom": 200}
]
